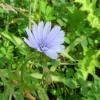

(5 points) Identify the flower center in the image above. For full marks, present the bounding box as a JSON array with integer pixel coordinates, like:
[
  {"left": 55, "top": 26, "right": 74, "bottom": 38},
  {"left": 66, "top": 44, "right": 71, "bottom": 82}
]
[{"left": 39, "top": 42, "right": 48, "bottom": 52}]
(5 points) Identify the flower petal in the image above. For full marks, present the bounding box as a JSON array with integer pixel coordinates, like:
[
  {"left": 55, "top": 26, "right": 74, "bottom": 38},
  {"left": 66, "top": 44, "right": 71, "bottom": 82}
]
[
  {"left": 44, "top": 49, "right": 58, "bottom": 59},
  {"left": 24, "top": 38, "right": 36, "bottom": 48},
  {"left": 43, "top": 22, "right": 51, "bottom": 39},
  {"left": 50, "top": 45, "right": 65, "bottom": 53},
  {"left": 25, "top": 27, "right": 34, "bottom": 40},
  {"left": 25, "top": 27, "right": 38, "bottom": 46},
  {"left": 49, "top": 31, "right": 65, "bottom": 46},
  {"left": 45, "top": 25, "right": 61, "bottom": 44},
  {"left": 32, "top": 22, "right": 38, "bottom": 40},
  {"left": 24, "top": 28, "right": 39, "bottom": 49},
  {"left": 37, "top": 21, "right": 44, "bottom": 40}
]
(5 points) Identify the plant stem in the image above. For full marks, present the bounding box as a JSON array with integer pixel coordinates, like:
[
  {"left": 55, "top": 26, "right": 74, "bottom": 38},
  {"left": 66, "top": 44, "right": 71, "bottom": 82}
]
[
  {"left": 5, "top": 15, "right": 10, "bottom": 32},
  {"left": 29, "top": 0, "right": 32, "bottom": 28}
]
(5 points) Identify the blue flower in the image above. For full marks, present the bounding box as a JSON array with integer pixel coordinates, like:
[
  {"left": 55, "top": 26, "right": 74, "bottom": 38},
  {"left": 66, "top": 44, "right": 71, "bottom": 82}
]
[{"left": 24, "top": 21, "right": 65, "bottom": 59}]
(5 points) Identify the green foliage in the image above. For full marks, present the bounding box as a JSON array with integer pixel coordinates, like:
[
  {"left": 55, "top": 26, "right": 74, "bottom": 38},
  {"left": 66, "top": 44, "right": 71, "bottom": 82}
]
[
  {"left": 0, "top": 0, "right": 100, "bottom": 100},
  {"left": 75, "top": 0, "right": 100, "bottom": 30}
]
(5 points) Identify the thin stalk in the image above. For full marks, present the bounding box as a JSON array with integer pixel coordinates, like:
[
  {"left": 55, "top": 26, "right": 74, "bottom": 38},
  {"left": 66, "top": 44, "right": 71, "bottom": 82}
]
[
  {"left": 5, "top": 15, "right": 10, "bottom": 32},
  {"left": 20, "top": 60, "right": 26, "bottom": 100},
  {"left": 29, "top": 0, "right": 32, "bottom": 28}
]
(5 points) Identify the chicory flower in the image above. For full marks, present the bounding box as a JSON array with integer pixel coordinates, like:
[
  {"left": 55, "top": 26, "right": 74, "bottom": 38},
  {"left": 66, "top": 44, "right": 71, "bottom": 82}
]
[{"left": 24, "top": 21, "right": 65, "bottom": 59}]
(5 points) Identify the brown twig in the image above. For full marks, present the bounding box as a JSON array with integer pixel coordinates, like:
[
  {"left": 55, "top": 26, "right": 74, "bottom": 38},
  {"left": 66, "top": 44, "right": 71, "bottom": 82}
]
[{"left": 25, "top": 92, "right": 36, "bottom": 100}]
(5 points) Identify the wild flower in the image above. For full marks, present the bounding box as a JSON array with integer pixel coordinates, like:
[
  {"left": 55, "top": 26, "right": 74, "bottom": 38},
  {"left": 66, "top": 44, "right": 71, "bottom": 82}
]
[{"left": 24, "top": 21, "right": 65, "bottom": 59}]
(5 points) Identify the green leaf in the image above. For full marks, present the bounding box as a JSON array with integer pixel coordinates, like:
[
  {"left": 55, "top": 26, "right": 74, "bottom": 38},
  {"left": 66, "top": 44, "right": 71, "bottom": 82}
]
[{"left": 1, "top": 31, "right": 28, "bottom": 55}]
